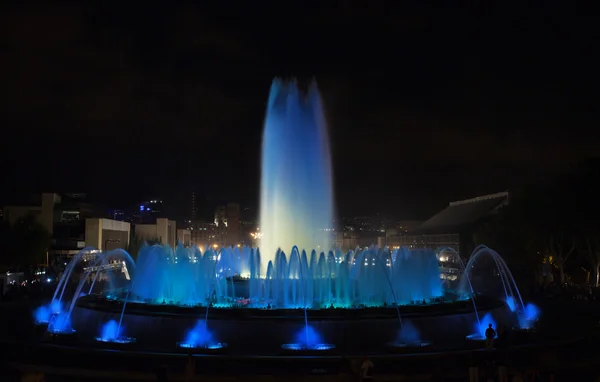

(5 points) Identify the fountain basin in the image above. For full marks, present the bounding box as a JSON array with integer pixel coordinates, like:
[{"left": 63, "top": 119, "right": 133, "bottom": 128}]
[
  {"left": 386, "top": 341, "right": 433, "bottom": 353},
  {"left": 44, "top": 329, "right": 78, "bottom": 345},
  {"left": 176, "top": 342, "right": 228, "bottom": 354},
  {"left": 93, "top": 337, "right": 137, "bottom": 351},
  {"left": 34, "top": 322, "right": 49, "bottom": 336},
  {"left": 281, "top": 343, "right": 336, "bottom": 353},
  {"left": 68, "top": 294, "right": 510, "bottom": 355}
]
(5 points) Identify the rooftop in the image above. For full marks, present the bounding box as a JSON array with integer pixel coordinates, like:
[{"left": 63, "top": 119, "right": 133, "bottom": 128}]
[{"left": 416, "top": 192, "right": 509, "bottom": 234}]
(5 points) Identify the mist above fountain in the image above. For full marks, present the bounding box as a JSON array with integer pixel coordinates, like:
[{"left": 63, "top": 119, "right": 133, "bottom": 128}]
[{"left": 259, "top": 79, "right": 334, "bottom": 266}]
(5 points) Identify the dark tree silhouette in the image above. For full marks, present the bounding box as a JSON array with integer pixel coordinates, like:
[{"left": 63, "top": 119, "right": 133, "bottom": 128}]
[{"left": 0, "top": 214, "right": 51, "bottom": 267}]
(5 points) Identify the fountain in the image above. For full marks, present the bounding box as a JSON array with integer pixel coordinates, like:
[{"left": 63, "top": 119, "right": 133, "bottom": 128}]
[
  {"left": 178, "top": 320, "right": 226, "bottom": 351},
  {"left": 466, "top": 312, "right": 498, "bottom": 342},
  {"left": 259, "top": 79, "right": 334, "bottom": 266},
  {"left": 117, "top": 244, "right": 444, "bottom": 309},
  {"left": 461, "top": 245, "right": 540, "bottom": 340},
  {"left": 95, "top": 320, "right": 135, "bottom": 345},
  {"left": 28, "top": 79, "right": 539, "bottom": 356},
  {"left": 281, "top": 325, "right": 334, "bottom": 351}
]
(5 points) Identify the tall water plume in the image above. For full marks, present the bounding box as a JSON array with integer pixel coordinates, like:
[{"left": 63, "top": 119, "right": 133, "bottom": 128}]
[{"left": 259, "top": 79, "right": 334, "bottom": 265}]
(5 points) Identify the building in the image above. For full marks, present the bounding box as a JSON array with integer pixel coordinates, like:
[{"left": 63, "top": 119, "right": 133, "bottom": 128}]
[
  {"left": 191, "top": 192, "right": 197, "bottom": 220},
  {"left": 85, "top": 218, "right": 131, "bottom": 251},
  {"left": 225, "top": 203, "right": 240, "bottom": 245},
  {"left": 384, "top": 191, "right": 510, "bottom": 256},
  {"left": 3, "top": 193, "right": 130, "bottom": 259},
  {"left": 177, "top": 229, "right": 191, "bottom": 246},
  {"left": 135, "top": 199, "right": 163, "bottom": 224},
  {"left": 108, "top": 209, "right": 133, "bottom": 223},
  {"left": 211, "top": 203, "right": 241, "bottom": 247},
  {"left": 3, "top": 193, "right": 60, "bottom": 235},
  {"left": 190, "top": 220, "right": 221, "bottom": 249},
  {"left": 135, "top": 217, "right": 177, "bottom": 248},
  {"left": 214, "top": 205, "right": 227, "bottom": 227}
]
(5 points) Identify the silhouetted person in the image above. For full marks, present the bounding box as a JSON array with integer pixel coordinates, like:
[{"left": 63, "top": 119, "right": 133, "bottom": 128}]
[
  {"left": 360, "top": 358, "right": 374, "bottom": 381},
  {"left": 485, "top": 323, "right": 496, "bottom": 349}
]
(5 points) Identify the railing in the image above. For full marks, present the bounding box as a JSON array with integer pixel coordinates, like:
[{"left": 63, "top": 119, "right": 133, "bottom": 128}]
[{"left": 83, "top": 262, "right": 123, "bottom": 273}]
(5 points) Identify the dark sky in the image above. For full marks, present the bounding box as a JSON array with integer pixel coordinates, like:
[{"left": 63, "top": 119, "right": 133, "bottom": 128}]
[{"left": 0, "top": 2, "right": 596, "bottom": 220}]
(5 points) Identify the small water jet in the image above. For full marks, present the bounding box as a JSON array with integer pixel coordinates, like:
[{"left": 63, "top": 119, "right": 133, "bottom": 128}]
[
  {"left": 388, "top": 320, "right": 431, "bottom": 349},
  {"left": 44, "top": 311, "right": 78, "bottom": 344},
  {"left": 33, "top": 305, "right": 53, "bottom": 325},
  {"left": 177, "top": 320, "right": 226, "bottom": 350},
  {"left": 51, "top": 247, "right": 99, "bottom": 308},
  {"left": 95, "top": 320, "right": 135, "bottom": 344},
  {"left": 462, "top": 245, "right": 540, "bottom": 331},
  {"left": 466, "top": 312, "right": 497, "bottom": 341},
  {"left": 437, "top": 247, "right": 481, "bottom": 329},
  {"left": 517, "top": 302, "right": 540, "bottom": 330},
  {"left": 281, "top": 325, "right": 334, "bottom": 351}
]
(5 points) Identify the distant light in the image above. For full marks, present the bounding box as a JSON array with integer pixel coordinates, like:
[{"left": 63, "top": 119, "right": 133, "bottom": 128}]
[
  {"left": 139, "top": 205, "right": 144, "bottom": 211},
  {"left": 213, "top": 244, "right": 218, "bottom": 248},
  {"left": 237, "top": 244, "right": 241, "bottom": 247}
]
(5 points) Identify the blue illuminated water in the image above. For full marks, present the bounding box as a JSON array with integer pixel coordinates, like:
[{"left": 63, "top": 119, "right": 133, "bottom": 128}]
[
  {"left": 505, "top": 296, "right": 517, "bottom": 312},
  {"left": 178, "top": 320, "right": 225, "bottom": 349},
  {"left": 48, "top": 311, "right": 73, "bottom": 334},
  {"left": 259, "top": 79, "right": 334, "bottom": 266},
  {"left": 397, "top": 320, "right": 421, "bottom": 345},
  {"left": 125, "top": 244, "right": 443, "bottom": 309},
  {"left": 466, "top": 312, "right": 498, "bottom": 340},
  {"left": 281, "top": 325, "right": 334, "bottom": 351},
  {"left": 34, "top": 300, "right": 62, "bottom": 324},
  {"left": 477, "top": 313, "right": 497, "bottom": 338},
  {"left": 517, "top": 302, "right": 540, "bottom": 329},
  {"left": 99, "top": 320, "right": 120, "bottom": 341},
  {"left": 462, "top": 245, "right": 539, "bottom": 331}
]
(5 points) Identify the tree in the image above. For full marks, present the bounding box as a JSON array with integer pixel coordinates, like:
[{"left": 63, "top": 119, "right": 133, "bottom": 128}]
[
  {"left": 1, "top": 214, "right": 51, "bottom": 267},
  {"left": 583, "top": 237, "right": 600, "bottom": 286},
  {"left": 472, "top": 159, "right": 600, "bottom": 287},
  {"left": 543, "top": 235, "right": 576, "bottom": 284},
  {"left": 472, "top": 193, "right": 545, "bottom": 288}
]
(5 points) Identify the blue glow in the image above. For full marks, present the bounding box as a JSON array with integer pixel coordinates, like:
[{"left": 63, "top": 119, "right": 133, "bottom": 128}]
[
  {"left": 178, "top": 320, "right": 224, "bottom": 349},
  {"left": 259, "top": 79, "right": 334, "bottom": 266},
  {"left": 505, "top": 296, "right": 516, "bottom": 312},
  {"left": 34, "top": 305, "right": 51, "bottom": 324},
  {"left": 99, "top": 320, "right": 120, "bottom": 341},
  {"left": 477, "top": 313, "right": 497, "bottom": 339},
  {"left": 179, "top": 342, "right": 225, "bottom": 350},
  {"left": 47, "top": 312, "right": 73, "bottom": 334},
  {"left": 34, "top": 300, "right": 63, "bottom": 324},
  {"left": 281, "top": 325, "right": 334, "bottom": 351},
  {"left": 129, "top": 244, "right": 442, "bottom": 308},
  {"left": 140, "top": 205, "right": 144, "bottom": 211},
  {"left": 524, "top": 302, "right": 540, "bottom": 320},
  {"left": 517, "top": 302, "right": 540, "bottom": 329},
  {"left": 398, "top": 320, "right": 421, "bottom": 345}
]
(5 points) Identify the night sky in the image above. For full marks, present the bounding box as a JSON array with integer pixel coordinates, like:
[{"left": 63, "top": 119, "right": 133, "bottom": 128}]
[{"left": 0, "top": 3, "right": 596, "bottom": 220}]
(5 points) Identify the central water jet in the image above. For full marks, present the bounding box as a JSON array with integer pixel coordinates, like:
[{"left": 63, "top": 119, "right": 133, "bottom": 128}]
[{"left": 259, "top": 79, "right": 334, "bottom": 265}]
